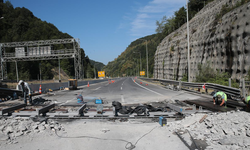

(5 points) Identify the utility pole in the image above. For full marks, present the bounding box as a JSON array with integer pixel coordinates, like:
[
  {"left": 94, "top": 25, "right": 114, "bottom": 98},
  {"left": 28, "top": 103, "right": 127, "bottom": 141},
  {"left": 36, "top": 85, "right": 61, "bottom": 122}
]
[
  {"left": 58, "top": 58, "right": 61, "bottom": 81},
  {"left": 146, "top": 40, "right": 148, "bottom": 78},
  {"left": 137, "top": 39, "right": 148, "bottom": 78},
  {"left": 39, "top": 63, "right": 42, "bottom": 84},
  {"left": 94, "top": 64, "right": 96, "bottom": 79},
  {"left": 186, "top": 0, "right": 191, "bottom": 82},
  {"left": 0, "top": 17, "right": 4, "bottom": 80},
  {"left": 133, "top": 51, "right": 142, "bottom": 75},
  {"left": 15, "top": 61, "right": 19, "bottom": 82},
  {"left": 0, "top": 43, "right": 3, "bottom": 80}
]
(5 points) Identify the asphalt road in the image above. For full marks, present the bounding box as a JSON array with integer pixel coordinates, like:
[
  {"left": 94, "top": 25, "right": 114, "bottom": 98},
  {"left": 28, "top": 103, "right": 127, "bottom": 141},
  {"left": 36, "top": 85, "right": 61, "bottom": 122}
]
[
  {"left": 43, "top": 77, "right": 203, "bottom": 106},
  {"left": 1, "top": 77, "right": 208, "bottom": 150}
]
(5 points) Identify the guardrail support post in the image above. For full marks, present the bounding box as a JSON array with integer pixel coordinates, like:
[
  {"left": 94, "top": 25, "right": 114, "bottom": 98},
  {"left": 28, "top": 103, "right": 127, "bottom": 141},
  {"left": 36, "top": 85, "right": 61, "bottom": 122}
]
[
  {"left": 179, "top": 81, "right": 182, "bottom": 91},
  {"left": 242, "top": 78, "right": 246, "bottom": 99},
  {"left": 229, "top": 78, "right": 231, "bottom": 87}
]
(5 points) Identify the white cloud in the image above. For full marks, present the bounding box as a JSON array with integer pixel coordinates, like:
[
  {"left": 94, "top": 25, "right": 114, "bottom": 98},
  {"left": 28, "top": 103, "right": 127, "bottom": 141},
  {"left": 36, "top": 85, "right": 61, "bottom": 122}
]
[{"left": 129, "top": 0, "right": 186, "bottom": 39}]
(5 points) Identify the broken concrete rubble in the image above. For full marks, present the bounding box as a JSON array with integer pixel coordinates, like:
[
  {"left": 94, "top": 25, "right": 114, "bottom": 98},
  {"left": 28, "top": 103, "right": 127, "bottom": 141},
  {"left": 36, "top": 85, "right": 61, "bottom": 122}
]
[
  {"left": 167, "top": 111, "right": 250, "bottom": 149},
  {"left": 0, "top": 110, "right": 249, "bottom": 149},
  {"left": 0, "top": 117, "right": 63, "bottom": 144}
]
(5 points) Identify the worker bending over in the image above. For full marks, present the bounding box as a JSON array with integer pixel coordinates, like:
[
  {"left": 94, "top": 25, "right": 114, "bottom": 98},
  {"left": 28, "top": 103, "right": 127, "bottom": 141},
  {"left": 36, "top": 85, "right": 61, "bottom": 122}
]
[
  {"left": 213, "top": 91, "right": 227, "bottom": 107},
  {"left": 16, "top": 80, "right": 33, "bottom": 105}
]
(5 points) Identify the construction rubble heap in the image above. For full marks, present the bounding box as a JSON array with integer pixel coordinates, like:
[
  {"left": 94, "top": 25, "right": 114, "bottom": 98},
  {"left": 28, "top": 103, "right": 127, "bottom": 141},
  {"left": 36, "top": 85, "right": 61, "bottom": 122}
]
[
  {"left": 167, "top": 111, "right": 250, "bottom": 150},
  {"left": 0, "top": 111, "right": 249, "bottom": 149},
  {"left": 0, "top": 117, "right": 64, "bottom": 144}
]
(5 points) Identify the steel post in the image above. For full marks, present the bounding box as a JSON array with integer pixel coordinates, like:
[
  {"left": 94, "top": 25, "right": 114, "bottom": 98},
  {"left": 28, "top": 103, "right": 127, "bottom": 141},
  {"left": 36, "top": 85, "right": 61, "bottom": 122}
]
[
  {"left": 0, "top": 43, "right": 3, "bottom": 80},
  {"left": 229, "top": 78, "right": 231, "bottom": 87},
  {"left": 15, "top": 61, "right": 19, "bottom": 82},
  {"left": 186, "top": 0, "right": 190, "bottom": 82},
  {"left": 243, "top": 78, "right": 246, "bottom": 99},
  {"left": 58, "top": 58, "right": 61, "bottom": 81}
]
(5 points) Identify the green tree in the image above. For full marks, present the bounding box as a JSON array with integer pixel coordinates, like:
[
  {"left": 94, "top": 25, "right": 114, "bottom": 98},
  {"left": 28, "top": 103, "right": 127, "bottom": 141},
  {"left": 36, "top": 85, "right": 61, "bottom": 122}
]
[
  {"left": 195, "top": 62, "right": 216, "bottom": 82},
  {"left": 0, "top": 1, "right": 95, "bottom": 80},
  {"left": 195, "top": 62, "right": 238, "bottom": 87}
]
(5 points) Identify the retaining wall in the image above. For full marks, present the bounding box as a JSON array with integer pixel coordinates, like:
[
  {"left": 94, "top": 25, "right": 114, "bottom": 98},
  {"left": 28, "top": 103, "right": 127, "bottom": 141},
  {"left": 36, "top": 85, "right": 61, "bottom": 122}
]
[{"left": 154, "top": 0, "right": 250, "bottom": 81}]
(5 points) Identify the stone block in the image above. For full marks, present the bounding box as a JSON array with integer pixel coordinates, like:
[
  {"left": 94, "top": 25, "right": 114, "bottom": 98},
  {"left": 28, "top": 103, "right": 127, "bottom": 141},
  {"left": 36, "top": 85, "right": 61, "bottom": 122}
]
[
  {"left": 32, "top": 125, "right": 38, "bottom": 130},
  {"left": 5, "top": 126, "right": 13, "bottom": 134},
  {"left": 15, "top": 131, "right": 23, "bottom": 137},
  {"left": 0, "top": 133, "right": 9, "bottom": 141},
  {"left": 246, "top": 129, "right": 250, "bottom": 137}
]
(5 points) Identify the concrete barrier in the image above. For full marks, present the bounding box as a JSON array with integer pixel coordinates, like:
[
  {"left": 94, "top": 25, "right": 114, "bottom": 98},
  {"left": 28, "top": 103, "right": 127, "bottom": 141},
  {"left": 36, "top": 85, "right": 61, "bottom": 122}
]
[{"left": 29, "top": 79, "right": 109, "bottom": 93}]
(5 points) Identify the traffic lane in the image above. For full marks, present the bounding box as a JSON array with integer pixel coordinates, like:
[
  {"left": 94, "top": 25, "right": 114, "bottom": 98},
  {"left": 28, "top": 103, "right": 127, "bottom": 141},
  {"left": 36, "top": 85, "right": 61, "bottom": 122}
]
[
  {"left": 80, "top": 77, "right": 180, "bottom": 104},
  {"left": 61, "top": 78, "right": 126, "bottom": 103},
  {"left": 41, "top": 89, "right": 79, "bottom": 105},
  {"left": 82, "top": 78, "right": 128, "bottom": 103},
  {"left": 82, "top": 77, "right": 167, "bottom": 104},
  {"left": 80, "top": 80, "right": 110, "bottom": 96},
  {"left": 134, "top": 78, "right": 203, "bottom": 101},
  {"left": 42, "top": 80, "right": 110, "bottom": 105},
  {"left": 119, "top": 77, "right": 166, "bottom": 104},
  {"left": 82, "top": 78, "right": 125, "bottom": 95},
  {"left": 43, "top": 76, "right": 203, "bottom": 105}
]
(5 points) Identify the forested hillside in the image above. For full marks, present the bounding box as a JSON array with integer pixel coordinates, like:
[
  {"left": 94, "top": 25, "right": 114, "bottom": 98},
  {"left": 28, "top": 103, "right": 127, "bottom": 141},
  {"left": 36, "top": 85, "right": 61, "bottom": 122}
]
[
  {"left": 90, "top": 60, "right": 105, "bottom": 71},
  {"left": 104, "top": 0, "right": 212, "bottom": 78},
  {"left": 0, "top": 1, "right": 96, "bottom": 80},
  {"left": 104, "top": 34, "right": 162, "bottom": 77}
]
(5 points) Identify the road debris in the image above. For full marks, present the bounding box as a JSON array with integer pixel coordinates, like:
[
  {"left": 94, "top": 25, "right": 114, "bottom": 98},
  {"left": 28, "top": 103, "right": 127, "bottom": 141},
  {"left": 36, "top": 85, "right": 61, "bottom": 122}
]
[{"left": 167, "top": 111, "right": 250, "bottom": 149}]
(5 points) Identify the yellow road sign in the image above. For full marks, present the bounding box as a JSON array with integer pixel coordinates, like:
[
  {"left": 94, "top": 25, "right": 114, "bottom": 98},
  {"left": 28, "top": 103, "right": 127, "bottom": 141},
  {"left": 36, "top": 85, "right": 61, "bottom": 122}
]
[
  {"left": 140, "top": 71, "right": 145, "bottom": 76},
  {"left": 98, "top": 71, "right": 105, "bottom": 78}
]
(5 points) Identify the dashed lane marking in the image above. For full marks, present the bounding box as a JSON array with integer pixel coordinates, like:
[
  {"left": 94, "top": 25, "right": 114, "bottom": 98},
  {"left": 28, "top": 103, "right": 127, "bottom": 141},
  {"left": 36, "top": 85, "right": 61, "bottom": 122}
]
[
  {"left": 94, "top": 87, "right": 101, "bottom": 90},
  {"left": 121, "top": 95, "right": 125, "bottom": 103},
  {"left": 132, "top": 78, "right": 164, "bottom": 96}
]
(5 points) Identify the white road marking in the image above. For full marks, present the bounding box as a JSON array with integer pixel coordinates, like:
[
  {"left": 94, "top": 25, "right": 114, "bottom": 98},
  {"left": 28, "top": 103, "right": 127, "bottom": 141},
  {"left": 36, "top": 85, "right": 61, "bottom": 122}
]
[
  {"left": 121, "top": 95, "right": 125, "bottom": 103},
  {"left": 132, "top": 78, "right": 164, "bottom": 96},
  {"left": 121, "top": 87, "right": 122, "bottom": 90},
  {"left": 59, "top": 97, "right": 75, "bottom": 106},
  {"left": 94, "top": 87, "right": 101, "bottom": 90},
  {"left": 122, "top": 79, "right": 127, "bottom": 85}
]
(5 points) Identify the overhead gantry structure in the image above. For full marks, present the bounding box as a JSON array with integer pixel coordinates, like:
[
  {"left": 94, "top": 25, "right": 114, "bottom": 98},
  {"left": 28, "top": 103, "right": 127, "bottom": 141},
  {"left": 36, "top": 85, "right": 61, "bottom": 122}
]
[{"left": 0, "top": 38, "right": 82, "bottom": 80}]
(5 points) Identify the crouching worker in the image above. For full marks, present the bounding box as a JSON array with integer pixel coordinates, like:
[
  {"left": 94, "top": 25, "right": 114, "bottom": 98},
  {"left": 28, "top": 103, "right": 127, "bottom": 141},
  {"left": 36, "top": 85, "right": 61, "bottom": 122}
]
[
  {"left": 213, "top": 91, "right": 227, "bottom": 107},
  {"left": 77, "top": 93, "right": 84, "bottom": 104},
  {"left": 16, "top": 80, "right": 33, "bottom": 105},
  {"left": 242, "top": 96, "right": 250, "bottom": 111}
]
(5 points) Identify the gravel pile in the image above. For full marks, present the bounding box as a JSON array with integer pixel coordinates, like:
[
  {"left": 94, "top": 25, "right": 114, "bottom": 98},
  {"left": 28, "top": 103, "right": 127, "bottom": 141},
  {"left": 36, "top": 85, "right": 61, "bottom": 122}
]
[
  {"left": 167, "top": 111, "right": 250, "bottom": 150},
  {"left": 0, "top": 117, "right": 64, "bottom": 144}
]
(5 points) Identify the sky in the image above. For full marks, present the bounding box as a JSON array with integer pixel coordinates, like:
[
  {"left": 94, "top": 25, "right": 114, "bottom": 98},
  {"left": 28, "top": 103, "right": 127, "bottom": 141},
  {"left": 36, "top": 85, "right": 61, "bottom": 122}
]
[{"left": 8, "top": 0, "right": 186, "bottom": 65}]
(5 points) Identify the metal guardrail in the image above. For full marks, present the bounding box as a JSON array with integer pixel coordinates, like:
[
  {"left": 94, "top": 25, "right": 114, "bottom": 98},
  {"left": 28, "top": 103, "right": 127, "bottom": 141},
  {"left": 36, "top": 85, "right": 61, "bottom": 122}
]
[{"left": 139, "top": 78, "right": 241, "bottom": 98}]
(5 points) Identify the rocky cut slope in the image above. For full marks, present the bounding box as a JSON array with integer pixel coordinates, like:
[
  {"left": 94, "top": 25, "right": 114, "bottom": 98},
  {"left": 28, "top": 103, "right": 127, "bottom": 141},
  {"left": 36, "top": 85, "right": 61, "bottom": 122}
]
[{"left": 154, "top": 0, "right": 250, "bottom": 81}]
